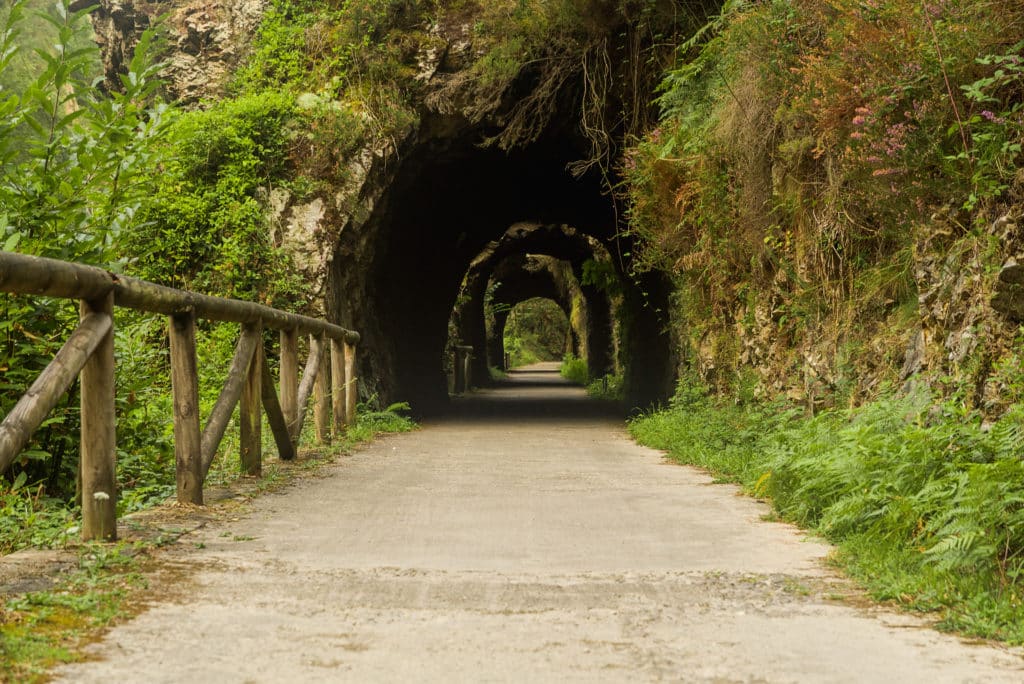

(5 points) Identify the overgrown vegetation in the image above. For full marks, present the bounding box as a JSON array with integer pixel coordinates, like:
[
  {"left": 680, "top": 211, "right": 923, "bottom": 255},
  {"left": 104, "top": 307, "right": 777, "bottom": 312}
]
[
  {"left": 431, "top": 0, "right": 715, "bottom": 173},
  {"left": 586, "top": 372, "right": 624, "bottom": 401},
  {"left": 232, "top": 0, "right": 421, "bottom": 169},
  {"left": 623, "top": 3, "right": 1024, "bottom": 642},
  {"left": 0, "top": 0, "right": 175, "bottom": 530},
  {"left": 632, "top": 383, "right": 1024, "bottom": 643},
  {"left": 561, "top": 354, "right": 625, "bottom": 400},
  {"left": 560, "top": 353, "right": 589, "bottom": 384},
  {"left": 503, "top": 297, "right": 570, "bottom": 367},
  {"left": 624, "top": 0, "right": 1024, "bottom": 405},
  {"left": 0, "top": 543, "right": 145, "bottom": 682}
]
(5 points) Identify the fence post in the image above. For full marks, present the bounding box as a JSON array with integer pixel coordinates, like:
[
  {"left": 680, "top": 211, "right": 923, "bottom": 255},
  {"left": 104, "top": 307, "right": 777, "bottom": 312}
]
[
  {"left": 344, "top": 341, "right": 357, "bottom": 427},
  {"left": 240, "top": 322, "right": 262, "bottom": 476},
  {"left": 80, "top": 292, "right": 117, "bottom": 541},
  {"left": 280, "top": 329, "right": 299, "bottom": 436},
  {"left": 170, "top": 311, "right": 203, "bottom": 505},
  {"left": 453, "top": 349, "right": 465, "bottom": 395},
  {"left": 314, "top": 335, "right": 331, "bottom": 444},
  {"left": 331, "top": 339, "right": 347, "bottom": 432}
]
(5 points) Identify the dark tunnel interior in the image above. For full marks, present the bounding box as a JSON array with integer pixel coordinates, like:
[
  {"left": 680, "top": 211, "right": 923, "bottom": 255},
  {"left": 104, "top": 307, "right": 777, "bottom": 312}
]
[{"left": 329, "top": 113, "right": 676, "bottom": 413}]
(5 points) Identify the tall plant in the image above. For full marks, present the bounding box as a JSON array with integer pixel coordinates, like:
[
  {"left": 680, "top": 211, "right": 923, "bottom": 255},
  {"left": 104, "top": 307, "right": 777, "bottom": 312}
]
[{"left": 0, "top": 0, "right": 171, "bottom": 497}]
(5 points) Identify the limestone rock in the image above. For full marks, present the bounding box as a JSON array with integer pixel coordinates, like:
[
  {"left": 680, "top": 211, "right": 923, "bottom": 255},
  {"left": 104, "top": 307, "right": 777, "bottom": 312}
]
[{"left": 91, "top": 0, "right": 267, "bottom": 104}]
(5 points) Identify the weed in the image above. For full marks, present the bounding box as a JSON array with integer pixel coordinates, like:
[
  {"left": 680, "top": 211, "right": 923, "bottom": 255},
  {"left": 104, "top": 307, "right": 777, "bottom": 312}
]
[
  {"left": 586, "top": 373, "right": 624, "bottom": 402},
  {"left": 0, "top": 543, "right": 145, "bottom": 681},
  {"left": 343, "top": 401, "right": 416, "bottom": 444},
  {"left": 560, "top": 354, "right": 589, "bottom": 385}
]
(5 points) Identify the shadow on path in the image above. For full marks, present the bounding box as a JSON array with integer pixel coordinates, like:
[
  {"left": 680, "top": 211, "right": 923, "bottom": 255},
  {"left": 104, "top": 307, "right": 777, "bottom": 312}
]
[{"left": 437, "top": 364, "right": 624, "bottom": 425}]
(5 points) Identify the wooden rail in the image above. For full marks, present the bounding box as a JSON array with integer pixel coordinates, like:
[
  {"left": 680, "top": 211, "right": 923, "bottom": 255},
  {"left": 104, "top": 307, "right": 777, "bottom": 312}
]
[{"left": 0, "top": 251, "right": 359, "bottom": 541}]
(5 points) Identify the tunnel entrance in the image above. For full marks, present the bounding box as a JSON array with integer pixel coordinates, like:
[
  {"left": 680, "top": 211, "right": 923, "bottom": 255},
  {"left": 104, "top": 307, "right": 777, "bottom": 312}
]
[
  {"left": 449, "top": 224, "right": 618, "bottom": 389},
  {"left": 328, "top": 110, "right": 676, "bottom": 413},
  {"left": 502, "top": 297, "right": 572, "bottom": 368}
]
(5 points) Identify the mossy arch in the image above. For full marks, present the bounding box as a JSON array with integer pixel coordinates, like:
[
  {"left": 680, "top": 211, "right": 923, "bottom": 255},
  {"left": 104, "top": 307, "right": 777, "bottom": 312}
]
[{"left": 327, "top": 110, "right": 675, "bottom": 412}]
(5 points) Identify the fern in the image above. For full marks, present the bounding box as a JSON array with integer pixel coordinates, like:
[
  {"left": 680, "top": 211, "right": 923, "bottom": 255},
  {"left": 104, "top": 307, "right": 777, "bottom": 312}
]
[{"left": 631, "top": 386, "right": 1024, "bottom": 643}]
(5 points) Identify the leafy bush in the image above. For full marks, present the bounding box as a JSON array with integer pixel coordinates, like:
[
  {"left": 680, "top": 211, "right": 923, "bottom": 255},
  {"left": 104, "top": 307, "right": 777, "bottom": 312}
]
[
  {"left": 233, "top": 0, "right": 421, "bottom": 158},
  {"left": 0, "top": 1, "right": 170, "bottom": 506},
  {"left": 560, "top": 354, "right": 589, "bottom": 385},
  {"left": 124, "top": 92, "right": 303, "bottom": 305},
  {"left": 630, "top": 387, "right": 1024, "bottom": 643}
]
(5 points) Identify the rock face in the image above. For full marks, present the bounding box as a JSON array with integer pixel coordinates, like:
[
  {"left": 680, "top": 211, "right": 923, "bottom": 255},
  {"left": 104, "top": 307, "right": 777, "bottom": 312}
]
[
  {"left": 91, "top": 0, "right": 267, "bottom": 104},
  {"left": 683, "top": 205, "right": 1024, "bottom": 414}
]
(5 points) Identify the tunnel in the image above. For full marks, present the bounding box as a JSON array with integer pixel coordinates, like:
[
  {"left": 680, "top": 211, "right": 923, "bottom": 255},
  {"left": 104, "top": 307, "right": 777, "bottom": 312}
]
[
  {"left": 451, "top": 224, "right": 617, "bottom": 386},
  {"left": 327, "top": 108, "right": 676, "bottom": 414},
  {"left": 483, "top": 254, "right": 586, "bottom": 370}
]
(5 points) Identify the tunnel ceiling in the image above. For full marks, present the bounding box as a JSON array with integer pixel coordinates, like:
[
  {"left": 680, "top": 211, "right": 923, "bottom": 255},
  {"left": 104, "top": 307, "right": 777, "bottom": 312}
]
[
  {"left": 472, "top": 223, "right": 612, "bottom": 273},
  {"left": 489, "top": 254, "right": 573, "bottom": 312}
]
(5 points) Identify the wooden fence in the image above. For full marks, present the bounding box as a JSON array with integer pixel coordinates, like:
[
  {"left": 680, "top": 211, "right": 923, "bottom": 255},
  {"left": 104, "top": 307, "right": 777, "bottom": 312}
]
[{"left": 0, "top": 251, "right": 359, "bottom": 541}]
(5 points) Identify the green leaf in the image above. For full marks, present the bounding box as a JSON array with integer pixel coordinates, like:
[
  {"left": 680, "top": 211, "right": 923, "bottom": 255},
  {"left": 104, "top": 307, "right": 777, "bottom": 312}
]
[{"left": 4, "top": 230, "right": 22, "bottom": 251}]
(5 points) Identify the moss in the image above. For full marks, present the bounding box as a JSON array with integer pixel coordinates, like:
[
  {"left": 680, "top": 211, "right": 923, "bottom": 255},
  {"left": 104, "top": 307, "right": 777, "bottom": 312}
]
[{"left": 624, "top": 0, "right": 1024, "bottom": 409}]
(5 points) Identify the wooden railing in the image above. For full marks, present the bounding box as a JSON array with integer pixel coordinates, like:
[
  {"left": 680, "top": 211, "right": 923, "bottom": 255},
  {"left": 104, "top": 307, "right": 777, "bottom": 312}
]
[{"left": 0, "top": 251, "right": 359, "bottom": 542}]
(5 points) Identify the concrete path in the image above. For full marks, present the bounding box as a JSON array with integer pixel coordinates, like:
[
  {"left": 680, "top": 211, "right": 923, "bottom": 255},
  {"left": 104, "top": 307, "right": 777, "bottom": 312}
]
[{"left": 55, "top": 364, "right": 1024, "bottom": 682}]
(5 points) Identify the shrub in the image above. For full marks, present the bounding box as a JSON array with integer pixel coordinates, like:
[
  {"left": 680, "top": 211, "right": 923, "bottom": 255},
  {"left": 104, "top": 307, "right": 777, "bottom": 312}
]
[
  {"left": 0, "top": 1, "right": 170, "bottom": 506},
  {"left": 560, "top": 354, "right": 589, "bottom": 385},
  {"left": 630, "top": 387, "right": 1024, "bottom": 643}
]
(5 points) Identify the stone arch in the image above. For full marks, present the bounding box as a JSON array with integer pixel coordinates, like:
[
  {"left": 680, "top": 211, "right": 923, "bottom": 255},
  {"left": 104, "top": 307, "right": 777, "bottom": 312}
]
[
  {"left": 327, "top": 113, "right": 676, "bottom": 413},
  {"left": 451, "top": 223, "right": 618, "bottom": 387}
]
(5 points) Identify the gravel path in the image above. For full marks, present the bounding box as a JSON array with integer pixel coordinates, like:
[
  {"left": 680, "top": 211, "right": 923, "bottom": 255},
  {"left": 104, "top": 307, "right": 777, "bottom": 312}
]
[{"left": 53, "top": 364, "right": 1024, "bottom": 682}]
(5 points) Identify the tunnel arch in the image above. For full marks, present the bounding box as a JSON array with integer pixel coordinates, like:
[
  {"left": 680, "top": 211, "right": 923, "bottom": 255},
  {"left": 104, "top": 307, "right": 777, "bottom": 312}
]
[
  {"left": 451, "top": 223, "right": 618, "bottom": 387},
  {"left": 484, "top": 254, "right": 587, "bottom": 372},
  {"left": 499, "top": 296, "right": 574, "bottom": 367},
  {"left": 327, "top": 111, "right": 676, "bottom": 413}
]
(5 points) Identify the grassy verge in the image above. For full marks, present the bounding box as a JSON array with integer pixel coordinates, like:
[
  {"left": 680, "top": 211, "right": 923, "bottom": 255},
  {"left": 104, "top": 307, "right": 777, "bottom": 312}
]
[
  {"left": 0, "top": 542, "right": 147, "bottom": 681},
  {"left": 0, "top": 404, "right": 415, "bottom": 681},
  {"left": 629, "top": 389, "right": 1024, "bottom": 644},
  {"left": 586, "top": 373, "right": 623, "bottom": 402}
]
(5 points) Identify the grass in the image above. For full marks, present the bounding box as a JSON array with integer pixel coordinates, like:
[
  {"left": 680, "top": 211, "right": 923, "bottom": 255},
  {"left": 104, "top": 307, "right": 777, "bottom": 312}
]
[
  {"left": 629, "top": 388, "right": 1024, "bottom": 644},
  {"left": 0, "top": 484, "right": 78, "bottom": 556},
  {"left": 0, "top": 543, "right": 146, "bottom": 682},
  {"left": 560, "top": 354, "right": 588, "bottom": 385},
  {"left": 586, "top": 373, "right": 623, "bottom": 402}
]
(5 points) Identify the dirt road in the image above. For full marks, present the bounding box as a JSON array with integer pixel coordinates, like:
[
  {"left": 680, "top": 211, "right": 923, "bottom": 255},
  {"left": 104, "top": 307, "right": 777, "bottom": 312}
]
[{"left": 54, "top": 365, "right": 1024, "bottom": 682}]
